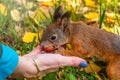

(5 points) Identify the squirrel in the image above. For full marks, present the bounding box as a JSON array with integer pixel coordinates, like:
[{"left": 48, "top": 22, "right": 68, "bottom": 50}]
[{"left": 40, "top": 6, "right": 120, "bottom": 80}]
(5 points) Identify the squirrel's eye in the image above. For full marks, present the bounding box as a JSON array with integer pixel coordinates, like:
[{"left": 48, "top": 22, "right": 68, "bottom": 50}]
[{"left": 50, "top": 34, "right": 57, "bottom": 41}]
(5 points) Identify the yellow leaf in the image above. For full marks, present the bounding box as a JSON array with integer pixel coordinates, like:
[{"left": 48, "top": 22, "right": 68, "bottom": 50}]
[
  {"left": 103, "top": 25, "right": 120, "bottom": 35},
  {"left": 106, "top": 12, "right": 116, "bottom": 23},
  {"left": 66, "top": 44, "right": 72, "bottom": 50},
  {"left": 113, "top": 25, "right": 120, "bottom": 35},
  {"left": 0, "top": 3, "right": 7, "bottom": 16},
  {"left": 40, "top": 2, "right": 54, "bottom": 6},
  {"left": 66, "top": 5, "right": 72, "bottom": 11},
  {"left": 11, "top": 9, "right": 22, "bottom": 22},
  {"left": 38, "top": 29, "right": 44, "bottom": 40},
  {"left": 103, "top": 27, "right": 112, "bottom": 32},
  {"left": 81, "top": 61, "right": 101, "bottom": 73},
  {"left": 37, "top": 0, "right": 52, "bottom": 1},
  {"left": 107, "top": 0, "right": 113, "bottom": 4},
  {"left": 16, "top": 50, "right": 21, "bottom": 55},
  {"left": 84, "top": 12, "right": 99, "bottom": 21},
  {"left": 32, "top": 8, "right": 50, "bottom": 22},
  {"left": 107, "top": 18, "right": 115, "bottom": 23},
  {"left": 68, "top": 1, "right": 80, "bottom": 8},
  {"left": 84, "top": 0, "right": 96, "bottom": 7},
  {"left": 106, "top": 12, "right": 116, "bottom": 19},
  {"left": 22, "top": 29, "right": 43, "bottom": 43},
  {"left": 95, "top": 73, "right": 102, "bottom": 80},
  {"left": 65, "top": 0, "right": 81, "bottom": 3},
  {"left": 22, "top": 32, "right": 38, "bottom": 43}
]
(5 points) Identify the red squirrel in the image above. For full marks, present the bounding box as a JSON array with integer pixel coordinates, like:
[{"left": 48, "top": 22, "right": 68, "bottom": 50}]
[{"left": 40, "top": 6, "right": 120, "bottom": 80}]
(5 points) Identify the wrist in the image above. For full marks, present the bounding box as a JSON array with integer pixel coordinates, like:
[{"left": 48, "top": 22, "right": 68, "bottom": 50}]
[{"left": 10, "top": 56, "right": 43, "bottom": 78}]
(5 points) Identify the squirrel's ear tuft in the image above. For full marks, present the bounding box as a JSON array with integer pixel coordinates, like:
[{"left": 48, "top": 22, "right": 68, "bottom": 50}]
[
  {"left": 60, "top": 11, "right": 71, "bottom": 32},
  {"left": 53, "top": 6, "right": 63, "bottom": 22},
  {"left": 61, "top": 11, "right": 71, "bottom": 19}
]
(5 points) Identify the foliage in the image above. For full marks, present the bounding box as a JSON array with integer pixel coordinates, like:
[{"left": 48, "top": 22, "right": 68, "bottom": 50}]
[{"left": 0, "top": 0, "right": 120, "bottom": 80}]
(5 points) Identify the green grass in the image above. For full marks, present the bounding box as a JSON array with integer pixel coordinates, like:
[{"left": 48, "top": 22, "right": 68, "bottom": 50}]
[{"left": 99, "top": 0, "right": 106, "bottom": 29}]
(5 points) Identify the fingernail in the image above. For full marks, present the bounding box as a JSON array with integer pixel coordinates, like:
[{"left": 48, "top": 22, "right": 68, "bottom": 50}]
[{"left": 79, "top": 62, "right": 88, "bottom": 68}]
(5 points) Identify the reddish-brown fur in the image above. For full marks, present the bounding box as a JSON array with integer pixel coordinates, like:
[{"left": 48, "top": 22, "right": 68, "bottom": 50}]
[
  {"left": 58, "top": 21, "right": 120, "bottom": 80},
  {"left": 40, "top": 6, "right": 120, "bottom": 80}
]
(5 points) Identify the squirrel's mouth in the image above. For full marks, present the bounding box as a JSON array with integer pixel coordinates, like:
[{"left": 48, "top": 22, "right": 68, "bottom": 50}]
[
  {"left": 55, "top": 44, "right": 67, "bottom": 51},
  {"left": 42, "top": 43, "right": 71, "bottom": 53},
  {"left": 55, "top": 43, "right": 72, "bottom": 53},
  {"left": 41, "top": 43, "right": 68, "bottom": 53}
]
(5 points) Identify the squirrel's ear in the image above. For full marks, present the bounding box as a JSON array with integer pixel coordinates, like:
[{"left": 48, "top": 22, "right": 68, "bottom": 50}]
[
  {"left": 53, "top": 6, "right": 63, "bottom": 22},
  {"left": 60, "top": 11, "right": 71, "bottom": 32}
]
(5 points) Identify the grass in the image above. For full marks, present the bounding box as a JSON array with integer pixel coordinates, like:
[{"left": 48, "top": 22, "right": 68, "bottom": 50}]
[
  {"left": 99, "top": 0, "right": 106, "bottom": 29},
  {"left": 0, "top": 0, "right": 120, "bottom": 80}
]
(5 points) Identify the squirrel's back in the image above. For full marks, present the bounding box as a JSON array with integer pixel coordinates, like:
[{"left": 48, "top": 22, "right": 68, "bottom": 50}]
[{"left": 68, "top": 21, "right": 120, "bottom": 61}]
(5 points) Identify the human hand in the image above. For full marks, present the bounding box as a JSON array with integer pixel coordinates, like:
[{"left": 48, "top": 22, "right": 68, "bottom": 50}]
[{"left": 11, "top": 46, "right": 88, "bottom": 78}]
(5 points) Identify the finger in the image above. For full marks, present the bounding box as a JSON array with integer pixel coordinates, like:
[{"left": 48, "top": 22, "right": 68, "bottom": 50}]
[
  {"left": 25, "top": 46, "right": 42, "bottom": 57},
  {"left": 42, "top": 54, "right": 88, "bottom": 68},
  {"left": 57, "top": 56, "right": 87, "bottom": 67},
  {"left": 34, "top": 54, "right": 88, "bottom": 72}
]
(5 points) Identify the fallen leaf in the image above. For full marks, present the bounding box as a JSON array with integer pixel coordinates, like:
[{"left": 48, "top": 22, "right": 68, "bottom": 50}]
[
  {"left": 40, "top": 2, "right": 54, "bottom": 6},
  {"left": 95, "top": 73, "right": 102, "bottom": 80},
  {"left": 0, "top": 3, "right": 7, "bottom": 16},
  {"left": 106, "top": 12, "right": 116, "bottom": 19},
  {"left": 103, "top": 24, "right": 120, "bottom": 35},
  {"left": 16, "top": 50, "right": 21, "bottom": 55},
  {"left": 106, "top": 12, "right": 117, "bottom": 23},
  {"left": 25, "top": 2, "right": 34, "bottom": 9},
  {"left": 66, "top": 44, "right": 72, "bottom": 50},
  {"left": 103, "top": 26, "right": 113, "bottom": 32},
  {"left": 32, "top": 7, "right": 50, "bottom": 22},
  {"left": 11, "top": 9, "right": 22, "bottom": 22},
  {"left": 13, "top": 0, "right": 26, "bottom": 5},
  {"left": 68, "top": 0, "right": 80, "bottom": 8},
  {"left": 38, "top": 29, "right": 44, "bottom": 39},
  {"left": 22, "top": 29, "right": 43, "bottom": 43},
  {"left": 81, "top": 61, "right": 101, "bottom": 73},
  {"left": 37, "top": 0, "right": 52, "bottom": 2},
  {"left": 84, "top": 12, "right": 99, "bottom": 21},
  {"left": 22, "top": 31, "right": 38, "bottom": 43},
  {"left": 84, "top": 0, "right": 96, "bottom": 8}
]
